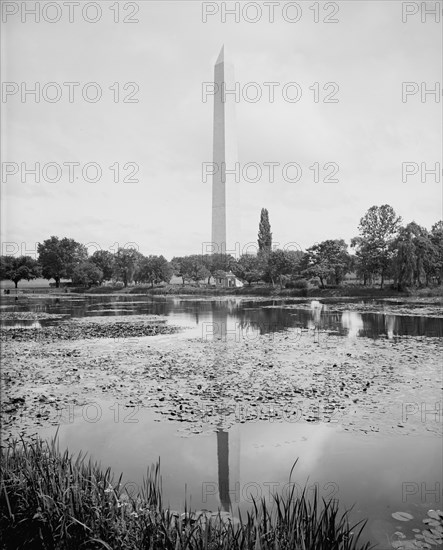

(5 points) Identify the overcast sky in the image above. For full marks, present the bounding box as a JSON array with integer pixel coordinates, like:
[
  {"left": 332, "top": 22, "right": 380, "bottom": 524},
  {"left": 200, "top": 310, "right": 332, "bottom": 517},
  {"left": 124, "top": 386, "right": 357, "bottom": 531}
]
[{"left": 1, "top": 1, "right": 441, "bottom": 259}]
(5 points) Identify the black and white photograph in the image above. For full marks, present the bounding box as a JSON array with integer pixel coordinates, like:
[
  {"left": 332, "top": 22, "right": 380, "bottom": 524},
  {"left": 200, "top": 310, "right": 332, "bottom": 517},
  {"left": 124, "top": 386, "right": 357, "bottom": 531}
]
[{"left": 1, "top": 1, "right": 442, "bottom": 548}]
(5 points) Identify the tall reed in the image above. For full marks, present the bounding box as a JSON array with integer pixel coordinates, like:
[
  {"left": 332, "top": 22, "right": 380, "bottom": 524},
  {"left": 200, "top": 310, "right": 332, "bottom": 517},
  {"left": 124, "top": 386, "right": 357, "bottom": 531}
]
[{"left": 1, "top": 436, "right": 374, "bottom": 550}]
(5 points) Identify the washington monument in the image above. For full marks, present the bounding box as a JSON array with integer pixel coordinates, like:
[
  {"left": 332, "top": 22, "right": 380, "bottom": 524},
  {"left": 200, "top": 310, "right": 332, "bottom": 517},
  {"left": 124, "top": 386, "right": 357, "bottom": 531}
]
[{"left": 211, "top": 46, "right": 240, "bottom": 254}]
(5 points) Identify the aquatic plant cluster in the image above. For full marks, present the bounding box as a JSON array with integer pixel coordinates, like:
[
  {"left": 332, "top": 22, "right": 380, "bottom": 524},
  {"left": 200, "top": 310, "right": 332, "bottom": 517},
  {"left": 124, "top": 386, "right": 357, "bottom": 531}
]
[
  {"left": 390, "top": 510, "right": 443, "bottom": 548},
  {"left": 0, "top": 437, "right": 373, "bottom": 550},
  {"left": 0, "top": 319, "right": 180, "bottom": 343}
]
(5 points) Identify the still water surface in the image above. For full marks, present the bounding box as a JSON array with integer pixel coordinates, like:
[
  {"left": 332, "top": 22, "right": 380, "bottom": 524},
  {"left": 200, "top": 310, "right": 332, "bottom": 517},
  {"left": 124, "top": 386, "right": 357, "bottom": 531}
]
[
  {"left": 3, "top": 294, "right": 443, "bottom": 547},
  {"left": 38, "top": 399, "right": 441, "bottom": 549},
  {"left": 2, "top": 294, "right": 443, "bottom": 338}
]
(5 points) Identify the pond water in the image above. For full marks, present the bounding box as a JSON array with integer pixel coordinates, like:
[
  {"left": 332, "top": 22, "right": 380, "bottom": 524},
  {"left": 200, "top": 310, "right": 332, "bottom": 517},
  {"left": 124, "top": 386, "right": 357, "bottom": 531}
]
[
  {"left": 3, "top": 294, "right": 443, "bottom": 548},
  {"left": 1, "top": 294, "right": 443, "bottom": 339},
  {"left": 37, "top": 398, "right": 441, "bottom": 550}
]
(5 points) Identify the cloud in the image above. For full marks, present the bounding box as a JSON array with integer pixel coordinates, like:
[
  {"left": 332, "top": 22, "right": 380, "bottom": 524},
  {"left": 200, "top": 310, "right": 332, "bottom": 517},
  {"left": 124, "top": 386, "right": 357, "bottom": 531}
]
[{"left": 2, "top": 2, "right": 441, "bottom": 257}]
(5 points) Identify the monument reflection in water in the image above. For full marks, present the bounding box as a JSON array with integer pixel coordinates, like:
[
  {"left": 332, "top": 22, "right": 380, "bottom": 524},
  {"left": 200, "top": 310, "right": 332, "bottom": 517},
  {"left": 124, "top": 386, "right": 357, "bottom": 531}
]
[
  {"left": 211, "top": 305, "right": 240, "bottom": 512},
  {"left": 206, "top": 300, "right": 414, "bottom": 512}
]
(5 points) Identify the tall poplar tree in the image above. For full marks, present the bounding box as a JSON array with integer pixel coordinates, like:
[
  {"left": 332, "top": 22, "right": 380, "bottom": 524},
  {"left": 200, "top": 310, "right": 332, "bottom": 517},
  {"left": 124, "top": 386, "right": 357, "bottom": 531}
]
[{"left": 258, "top": 208, "right": 272, "bottom": 254}]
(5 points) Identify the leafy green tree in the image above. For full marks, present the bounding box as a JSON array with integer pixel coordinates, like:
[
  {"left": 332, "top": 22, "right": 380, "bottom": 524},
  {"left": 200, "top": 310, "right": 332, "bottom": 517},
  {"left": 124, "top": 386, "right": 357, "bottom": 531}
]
[
  {"left": 170, "top": 256, "right": 189, "bottom": 285},
  {"left": 391, "top": 228, "right": 414, "bottom": 290},
  {"left": 184, "top": 255, "right": 210, "bottom": 286},
  {"left": 350, "top": 238, "right": 378, "bottom": 286},
  {"left": 413, "top": 225, "right": 437, "bottom": 286},
  {"left": 158, "top": 256, "right": 173, "bottom": 284},
  {"left": 430, "top": 221, "right": 443, "bottom": 285},
  {"left": 171, "top": 255, "right": 210, "bottom": 286},
  {"left": 265, "top": 249, "right": 302, "bottom": 289},
  {"left": 113, "top": 247, "right": 142, "bottom": 287},
  {"left": 352, "top": 205, "right": 401, "bottom": 288},
  {"left": 135, "top": 255, "right": 172, "bottom": 287},
  {"left": 37, "top": 236, "right": 88, "bottom": 288},
  {"left": 71, "top": 261, "right": 103, "bottom": 287},
  {"left": 232, "top": 254, "right": 264, "bottom": 286},
  {"left": 304, "top": 240, "right": 351, "bottom": 289},
  {"left": 202, "top": 253, "right": 236, "bottom": 284},
  {"left": 0, "top": 257, "right": 10, "bottom": 281},
  {"left": 90, "top": 250, "right": 115, "bottom": 283},
  {"left": 391, "top": 222, "right": 437, "bottom": 289},
  {"left": 258, "top": 208, "right": 272, "bottom": 254},
  {"left": 0, "top": 255, "right": 41, "bottom": 288}
]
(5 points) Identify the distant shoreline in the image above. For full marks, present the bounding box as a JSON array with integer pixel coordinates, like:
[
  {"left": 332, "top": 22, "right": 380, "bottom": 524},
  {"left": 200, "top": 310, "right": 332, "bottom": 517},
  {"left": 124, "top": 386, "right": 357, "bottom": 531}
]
[{"left": 2, "top": 281, "right": 442, "bottom": 302}]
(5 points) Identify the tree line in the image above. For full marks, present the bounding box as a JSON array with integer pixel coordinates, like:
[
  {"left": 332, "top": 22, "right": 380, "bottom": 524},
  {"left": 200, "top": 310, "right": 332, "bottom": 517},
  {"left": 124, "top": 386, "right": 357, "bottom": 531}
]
[{"left": 1, "top": 205, "right": 442, "bottom": 291}]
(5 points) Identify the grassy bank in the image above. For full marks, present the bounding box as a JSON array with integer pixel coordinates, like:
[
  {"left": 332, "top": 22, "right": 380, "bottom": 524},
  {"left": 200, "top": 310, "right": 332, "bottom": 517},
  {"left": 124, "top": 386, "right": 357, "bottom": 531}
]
[
  {"left": 124, "top": 284, "right": 410, "bottom": 299},
  {"left": 10, "top": 281, "right": 441, "bottom": 300},
  {"left": 0, "top": 437, "right": 372, "bottom": 550}
]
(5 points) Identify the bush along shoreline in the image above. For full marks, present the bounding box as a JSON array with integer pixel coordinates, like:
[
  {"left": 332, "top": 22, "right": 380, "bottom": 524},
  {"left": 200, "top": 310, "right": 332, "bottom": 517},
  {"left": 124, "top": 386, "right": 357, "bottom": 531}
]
[
  {"left": 6, "top": 282, "right": 443, "bottom": 299},
  {"left": 79, "top": 283, "right": 413, "bottom": 298},
  {"left": 0, "top": 436, "right": 373, "bottom": 550}
]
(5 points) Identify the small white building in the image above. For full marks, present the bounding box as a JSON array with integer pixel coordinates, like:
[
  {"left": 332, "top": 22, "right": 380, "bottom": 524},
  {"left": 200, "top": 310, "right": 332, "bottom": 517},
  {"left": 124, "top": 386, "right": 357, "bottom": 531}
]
[{"left": 213, "top": 271, "right": 244, "bottom": 288}]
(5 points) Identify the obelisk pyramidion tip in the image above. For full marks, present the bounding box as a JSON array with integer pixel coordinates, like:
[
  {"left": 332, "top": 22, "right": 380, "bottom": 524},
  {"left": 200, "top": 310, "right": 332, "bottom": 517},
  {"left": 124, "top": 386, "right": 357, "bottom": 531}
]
[{"left": 215, "top": 45, "right": 224, "bottom": 65}]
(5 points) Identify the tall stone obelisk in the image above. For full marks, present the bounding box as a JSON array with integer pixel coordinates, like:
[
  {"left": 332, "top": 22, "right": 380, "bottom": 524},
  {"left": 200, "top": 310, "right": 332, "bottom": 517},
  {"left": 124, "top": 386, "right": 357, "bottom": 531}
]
[{"left": 212, "top": 46, "right": 240, "bottom": 254}]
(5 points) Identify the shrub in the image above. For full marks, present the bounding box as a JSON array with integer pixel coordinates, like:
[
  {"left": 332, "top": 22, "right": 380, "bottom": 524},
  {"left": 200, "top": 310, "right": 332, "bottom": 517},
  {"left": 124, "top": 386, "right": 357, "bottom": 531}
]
[{"left": 290, "top": 279, "right": 309, "bottom": 290}]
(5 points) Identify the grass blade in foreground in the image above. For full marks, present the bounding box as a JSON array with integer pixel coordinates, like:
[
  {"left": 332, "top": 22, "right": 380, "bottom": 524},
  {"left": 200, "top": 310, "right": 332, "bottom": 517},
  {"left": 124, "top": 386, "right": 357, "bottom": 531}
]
[{"left": 0, "top": 436, "right": 374, "bottom": 549}]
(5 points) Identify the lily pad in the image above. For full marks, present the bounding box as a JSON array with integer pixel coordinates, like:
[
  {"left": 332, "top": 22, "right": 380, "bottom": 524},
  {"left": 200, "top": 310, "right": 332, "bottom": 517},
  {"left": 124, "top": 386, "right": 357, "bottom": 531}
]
[
  {"left": 392, "top": 512, "right": 414, "bottom": 522},
  {"left": 422, "top": 537, "right": 438, "bottom": 546},
  {"left": 423, "top": 519, "right": 441, "bottom": 526},
  {"left": 392, "top": 540, "right": 424, "bottom": 549}
]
